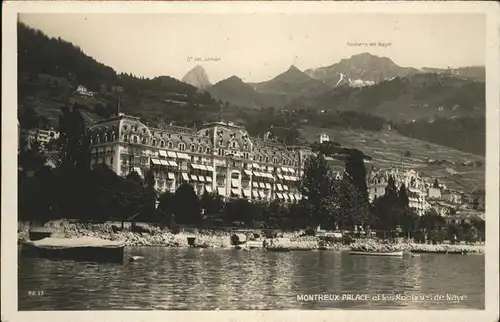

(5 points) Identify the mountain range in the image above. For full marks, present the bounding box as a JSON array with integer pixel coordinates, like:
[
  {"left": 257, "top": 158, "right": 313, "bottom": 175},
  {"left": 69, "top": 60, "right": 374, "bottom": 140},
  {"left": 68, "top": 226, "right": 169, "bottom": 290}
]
[
  {"left": 187, "top": 53, "right": 485, "bottom": 116},
  {"left": 182, "top": 65, "right": 212, "bottom": 89},
  {"left": 304, "top": 52, "right": 420, "bottom": 87},
  {"left": 17, "top": 22, "right": 486, "bottom": 157}
]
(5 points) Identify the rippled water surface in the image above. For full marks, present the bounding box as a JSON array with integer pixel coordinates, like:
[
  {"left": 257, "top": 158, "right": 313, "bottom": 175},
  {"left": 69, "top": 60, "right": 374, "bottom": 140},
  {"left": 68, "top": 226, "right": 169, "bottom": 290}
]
[{"left": 19, "top": 247, "right": 484, "bottom": 310}]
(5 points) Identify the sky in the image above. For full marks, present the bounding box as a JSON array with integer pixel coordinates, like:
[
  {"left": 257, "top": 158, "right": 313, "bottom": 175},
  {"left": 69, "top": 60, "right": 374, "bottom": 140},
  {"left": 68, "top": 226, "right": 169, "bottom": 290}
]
[{"left": 19, "top": 13, "right": 485, "bottom": 83}]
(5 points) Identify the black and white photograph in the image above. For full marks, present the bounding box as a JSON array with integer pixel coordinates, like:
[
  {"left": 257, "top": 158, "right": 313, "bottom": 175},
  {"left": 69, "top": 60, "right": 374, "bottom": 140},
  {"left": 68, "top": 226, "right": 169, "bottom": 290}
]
[{"left": 2, "top": 1, "right": 499, "bottom": 321}]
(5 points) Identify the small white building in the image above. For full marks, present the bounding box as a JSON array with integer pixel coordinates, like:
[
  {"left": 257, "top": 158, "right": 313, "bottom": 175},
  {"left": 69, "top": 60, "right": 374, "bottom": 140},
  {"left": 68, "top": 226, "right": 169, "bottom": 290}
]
[
  {"left": 77, "top": 85, "right": 94, "bottom": 97},
  {"left": 428, "top": 187, "right": 442, "bottom": 199},
  {"left": 319, "top": 133, "right": 330, "bottom": 144}
]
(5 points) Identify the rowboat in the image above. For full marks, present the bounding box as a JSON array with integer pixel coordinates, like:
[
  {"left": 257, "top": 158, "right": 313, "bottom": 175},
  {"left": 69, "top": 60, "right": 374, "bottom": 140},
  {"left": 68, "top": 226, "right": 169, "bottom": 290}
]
[
  {"left": 349, "top": 250, "right": 403, "bottom": 257},
  {"left": 22, "top": 237, "right": 125, "bottom": 264},
  {"left": 265, "top": 247, "right": 291, "bottom": 252}
]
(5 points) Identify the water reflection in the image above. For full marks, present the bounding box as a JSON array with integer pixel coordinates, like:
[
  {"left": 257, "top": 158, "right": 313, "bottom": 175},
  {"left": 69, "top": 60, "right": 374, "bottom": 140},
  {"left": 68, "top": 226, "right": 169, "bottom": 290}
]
[{"left": 18, "top": 248, "right": 484, "bottom": 310}]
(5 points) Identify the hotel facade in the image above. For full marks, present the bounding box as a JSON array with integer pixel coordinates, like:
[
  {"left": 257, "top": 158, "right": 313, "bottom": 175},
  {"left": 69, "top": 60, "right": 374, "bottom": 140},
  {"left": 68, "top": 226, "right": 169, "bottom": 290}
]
[
  {"left": 368, "top": 168, "right": 430, "bottom": 216},
  {"left": 87, "top": 113, "right": 314, "bottom": 203}
]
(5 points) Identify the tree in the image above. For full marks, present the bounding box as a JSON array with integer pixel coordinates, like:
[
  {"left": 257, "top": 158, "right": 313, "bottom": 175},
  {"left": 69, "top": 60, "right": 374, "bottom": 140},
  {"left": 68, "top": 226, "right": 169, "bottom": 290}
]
[
  {"left": 126, "top": 171, "right": 143, "bottom": 186},
  {"left": 18, "top": 139, "right": 46, "bottom": 176},
  {"left": 140, "top": 169, "right": 158, "bottom": 221},
  {"left": 344, "top": 149, "right": 369, "bottom": 202},
  {"left": 332, "top": 176, "right": 371, "bottom": 230},
  {"left": 174, "top": 183, "right": 201, "bottom": 225},
  {"left": 371, "top": 176, "right": 401, "bottom": 232},
  {"left": 419, "top": 208, "right": 446, "bottom": 231},
  {"left": 57, "top": 103, "right": 90, "bottom": 174},
  {"left": 398, "top": 184, "right": 410, "bottom": 208},
  {"left": 299, "top": 154, "right": 335, "bottom": 227},
  {"left": 157, "top": 191, "right": 175, "bottom": 224}
]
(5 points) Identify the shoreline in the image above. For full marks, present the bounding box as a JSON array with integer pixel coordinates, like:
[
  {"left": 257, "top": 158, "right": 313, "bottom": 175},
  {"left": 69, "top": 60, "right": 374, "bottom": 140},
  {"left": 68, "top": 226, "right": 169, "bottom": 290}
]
[{"left": 18, "top": 220, "right": 485, "bottom": 254}]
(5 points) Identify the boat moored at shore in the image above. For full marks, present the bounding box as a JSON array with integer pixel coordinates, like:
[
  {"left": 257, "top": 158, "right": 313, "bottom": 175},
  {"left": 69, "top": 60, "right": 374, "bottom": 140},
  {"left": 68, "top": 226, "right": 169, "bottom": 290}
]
[{"left": 349, "top": 250, "right": 404, "bottom": 257}]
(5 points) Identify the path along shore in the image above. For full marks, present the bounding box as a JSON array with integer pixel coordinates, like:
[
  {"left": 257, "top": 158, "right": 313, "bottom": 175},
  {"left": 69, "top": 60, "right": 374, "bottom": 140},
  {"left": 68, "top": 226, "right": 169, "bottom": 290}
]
[{"left": 18, "top": 220, "right": 484, "bottom": 254}]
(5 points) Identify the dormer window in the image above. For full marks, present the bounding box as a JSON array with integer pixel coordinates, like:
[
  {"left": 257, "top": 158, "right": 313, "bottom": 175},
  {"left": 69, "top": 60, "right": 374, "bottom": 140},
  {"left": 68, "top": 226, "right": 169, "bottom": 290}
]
[
  {"left": 152, "top": 139, "right": 156, "bottom": 146},
  {"left": 232, "top": 141, "right": 236, "bottom": 148},
  {"left": 124, "top": 135, "right": 128, "bottom": 142},
  {"left": 198, "top": 146, "right": 203, "bottom": 153},
  {"left": 167, "top": 141, "right": 173, "bottom": 149},
  {"left": 191, "top": 144, "right": 196, "bottom": 152},
  {"left": 133, "top": 136, "right": 138, "bottom": 144},
  {"left": 142, "top": 138, "right": 147, "bottom": 144},
  {"left": 179, "top": 142, "right": 186, "bottom": 151},
  {"left": 265, "top": 156, "right": 269, "bottom": 163},
  {"left": 206, "top": 147, "right": 211, "bottom": 154}
]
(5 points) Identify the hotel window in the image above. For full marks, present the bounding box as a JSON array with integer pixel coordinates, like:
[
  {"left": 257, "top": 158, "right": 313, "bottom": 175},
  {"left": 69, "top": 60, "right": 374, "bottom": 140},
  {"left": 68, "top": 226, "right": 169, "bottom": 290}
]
[
  {"left": 243, "top": 152, "right": 249, "bottom": 159},
  {"left": 167, "top": 141, "right": 173, "bottom": 149},
  {"left": 179, "top": 143, "right": 186, "bottom": 151},
  {"left": 198, "top": 146, "right": 203, "bottom": 153},
  {"left": 205, "top": 130, "right": 209, "bottom": 137},
  {"left": 103, "top": 134, "right": 108, "bottom": 143},
  {"left": 231, "top": 141, "right": 236, "bottom": 148},
  {"left": 243, "top": 143, "right": 248, "bottom": 150},
  {"left": 218, "top": 139, "right": 223, "bottom": 146},
  {"left": 259, "top": 155, "right": 263, "bottom": 162},
  {"left": 160, "top": 140, "right": 165, "bottom": 148},
  {"left": 265, "top": 156, "right": 269, "bottom": 163},
  {"left": 218, "top": 148, "right": 225, "bottom": 156},
  {"left": 152, "top": 139, "right": 156, "bottom": 146},
  {"left": 142, "top": 138, "right": 147, "bottom": 144},
  {"left": 96, "top": 136, "right": 100, "bottom": 144},
  {"left": 123, "top": 125, "right": 128, "bottom": 131},
  {"left": 206, "top": 147, "right": 211, "bottom": 154},
  {"left": 191, "top": 144, "right": 196, "bottom": 152},
  {"left": 133, "top": 136, "right": 138, "bottom": 144},
  {"left": 133, "top": 125, "right": 138, "bottom": 132},
  {"left": 124, "top": 135, "right": 128, "bottom": 142},
  {"left": 168, "top": 133, "right": 171, "bottom": 138}
]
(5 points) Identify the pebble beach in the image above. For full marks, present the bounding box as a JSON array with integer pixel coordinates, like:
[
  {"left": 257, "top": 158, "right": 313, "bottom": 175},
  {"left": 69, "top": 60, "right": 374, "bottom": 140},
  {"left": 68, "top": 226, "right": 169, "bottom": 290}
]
[{"left": 18, "top": 220, "right": 484, "bottom": 254}]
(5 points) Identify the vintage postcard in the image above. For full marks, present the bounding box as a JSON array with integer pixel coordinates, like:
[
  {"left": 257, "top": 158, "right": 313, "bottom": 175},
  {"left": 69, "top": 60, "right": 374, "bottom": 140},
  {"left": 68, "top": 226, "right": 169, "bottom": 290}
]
[{"left": 2, "top": 1, "right": 499, "bottom": 322}]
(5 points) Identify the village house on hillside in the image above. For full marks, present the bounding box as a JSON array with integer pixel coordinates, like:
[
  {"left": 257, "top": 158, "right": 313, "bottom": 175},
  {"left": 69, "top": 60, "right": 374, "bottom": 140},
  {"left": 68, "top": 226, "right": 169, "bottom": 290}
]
[{"left": 76, "top": 85, "right": 95, "bottom": 97}]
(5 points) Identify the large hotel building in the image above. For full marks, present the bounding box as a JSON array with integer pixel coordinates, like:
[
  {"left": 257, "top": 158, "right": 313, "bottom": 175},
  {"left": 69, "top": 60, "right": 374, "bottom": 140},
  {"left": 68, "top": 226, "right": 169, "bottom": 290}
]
[
  {"left": 368, "top": 168, "right": 430, "bottom": 216},
  {"left": 87, "top": 112, "right": 314, "bottom": 203}
]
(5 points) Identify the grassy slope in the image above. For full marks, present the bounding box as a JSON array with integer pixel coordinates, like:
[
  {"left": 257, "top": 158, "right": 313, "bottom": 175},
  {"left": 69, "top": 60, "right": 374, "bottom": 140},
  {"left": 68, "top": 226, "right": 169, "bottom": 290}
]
[{"left": 300, "top": 126, "right": 484, "bottom": 192}]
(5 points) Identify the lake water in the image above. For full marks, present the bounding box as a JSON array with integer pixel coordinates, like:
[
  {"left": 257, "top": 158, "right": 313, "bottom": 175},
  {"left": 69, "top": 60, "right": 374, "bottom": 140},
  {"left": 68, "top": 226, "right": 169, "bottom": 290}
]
[{"left": 18, "top": 247, "right": 484, "bottom": 310}]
